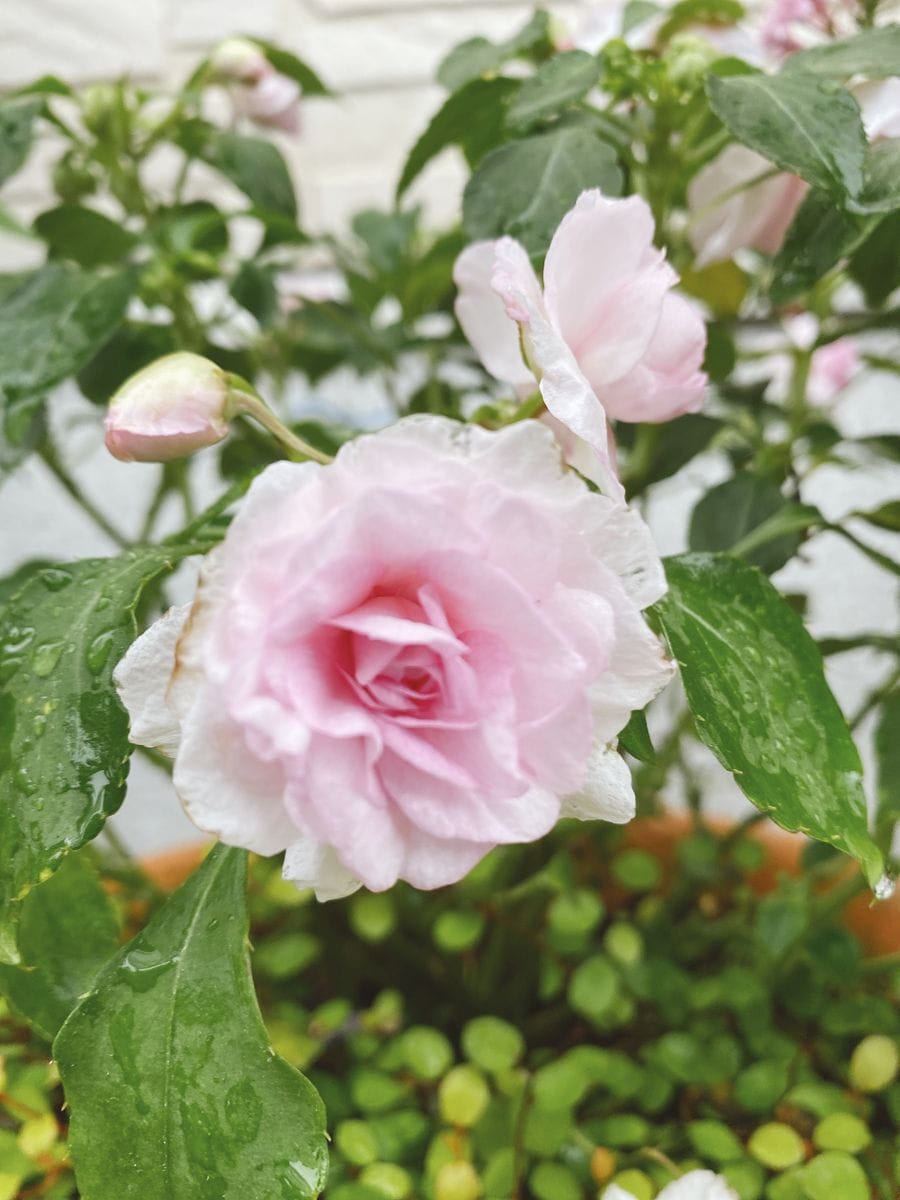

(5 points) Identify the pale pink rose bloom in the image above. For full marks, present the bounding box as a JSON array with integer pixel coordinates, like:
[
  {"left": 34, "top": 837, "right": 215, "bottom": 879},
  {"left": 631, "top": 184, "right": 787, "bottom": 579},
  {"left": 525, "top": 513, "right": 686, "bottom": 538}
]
[
  {"left": 115, "top": 416, "right": 673, "bottom": 898},
  {"left": 688, "top": 144, "right": 808, "bottom": 266},
  {"left": 606, "top": 1169, "right": 739, "bottom": 1200},
  {"left": 453, "top": 191, "right": 706, "bottom": 484},
  {"left": 104, "top": 352, "right": 231, "bottom": 463}
]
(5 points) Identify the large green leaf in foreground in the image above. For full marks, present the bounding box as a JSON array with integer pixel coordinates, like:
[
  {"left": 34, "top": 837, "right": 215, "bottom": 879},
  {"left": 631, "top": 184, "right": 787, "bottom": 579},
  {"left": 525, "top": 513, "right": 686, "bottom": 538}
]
[
  {"left": 0, "top": 550, "right": 190, "bottom": 935},
  {"left": 56, "top": 846, "right": 328, "bottom": 1200},
  {"left": 654, "top": 553, "right": 883, "bottom": 886}
]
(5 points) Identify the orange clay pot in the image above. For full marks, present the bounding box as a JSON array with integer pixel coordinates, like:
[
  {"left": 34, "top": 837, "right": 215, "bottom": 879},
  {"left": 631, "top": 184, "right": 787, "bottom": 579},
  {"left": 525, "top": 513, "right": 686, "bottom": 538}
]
[{"left": 141, "top": 815, "right": 899, "bottom": 956}]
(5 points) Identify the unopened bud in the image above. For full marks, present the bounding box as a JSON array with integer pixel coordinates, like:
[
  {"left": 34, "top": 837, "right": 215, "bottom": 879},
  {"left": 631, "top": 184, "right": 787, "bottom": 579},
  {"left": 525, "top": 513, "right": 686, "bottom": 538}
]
[
  {"left": 211, "top": 38, "right": 269, "bottom": 82},
  {"left": 104, "top": 352, "right": 231, "bottom": 463}
]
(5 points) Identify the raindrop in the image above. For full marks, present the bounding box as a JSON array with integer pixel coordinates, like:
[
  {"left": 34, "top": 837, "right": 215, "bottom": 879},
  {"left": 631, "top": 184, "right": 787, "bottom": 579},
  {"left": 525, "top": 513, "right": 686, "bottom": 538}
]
[
  {"left": 31, "top": 640, "right": 65, "bottom": 677},
  {"left": 41, "top": 567, "right": 74, "bottom": 593},
  {"left": 874, "top": 874, "right": 895, "bottom": 902},
  {"left": 86, "top": 629, "right": 117, "bottom": 675}
]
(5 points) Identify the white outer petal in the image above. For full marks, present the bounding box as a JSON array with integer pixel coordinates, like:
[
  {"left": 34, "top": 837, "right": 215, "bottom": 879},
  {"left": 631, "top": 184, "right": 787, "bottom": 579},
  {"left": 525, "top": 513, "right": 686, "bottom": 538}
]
[
  {"left": 113, "top": 604, "right": 190, "bottom": 756},
  {"left": 491, "top": 238, "right": 624, "bottom": 503},
  {"left": 453, "top": 241, "right": 536, "bottom": 395},
  {"left": 658, "top": 1171, "right": 741, "bottom": 1200},
  {"left": 588, "top": 498, "right": 668, "bottom": 610},
  {"left": 283, "top": 838, "right": 361, "bottom": 901},
  {"left": 561, "top": 745, "right": 635, "bottom": 824}
]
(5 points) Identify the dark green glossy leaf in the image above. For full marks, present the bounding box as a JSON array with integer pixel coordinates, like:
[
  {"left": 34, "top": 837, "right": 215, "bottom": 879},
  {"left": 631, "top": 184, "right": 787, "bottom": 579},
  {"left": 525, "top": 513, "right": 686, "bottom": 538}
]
[
  {"left": 0, "top": 95, "right": 41, "bottom": 186},
  {"left": 618, "top": 709, "right": 655, "bottom": 763},
  {"left": 707, "top": 72, "right": 867, "bottom": 199},
  {"left": 727, "top": 502, "right": 823, "bottom": 563},
  {"left": 463, "top": 128, "right": 622, "bottom": 258},
  {"left": 507, "top": 51, "right": 600, "bottom": 130},
  {"left": 397, "top": 78, "right": 519, "bottom": 198},
  {"left": 200, "top": 129, "right": 297, "bottom": 218},
  {"left": 437, "top": 11, "right": 551, "bottom": 92},
  {"left": 249, "top": 39, "right": 330, "bottom": 95},
  {"left": 849, "top": 138, "right": 900, "bottom": 215},
  {"left": 0, "top": 392, "right": 45, "bottom": 483},
  {"left": 33, "top": 204, "right": 137, "bottom": 268},
  {"left": 783, "top": 24, "right": 900, "bottom": 78},
  {"left": 657, "top": 0, "right": 743, "bottom": 41},
  {"left": 689, "top": 474, "right": 804, "bottom": 574},
  {"left": 0, "top": 558, "right": 53, "bottom": 614},
  {"left": 0, "top": 264, "right": 132, "bottom": 407},
  {"left": 55, "top": 845, "right": 328, "bottom": 1200},
  {"left": 654, "top": 553, "right": 883, "bottom": 886},
  {"left": 0, "top": 851, "right": 118, "bottom": 1040},
  {"left": 77, "top": 321, "right": 179, "bottom": 405},
  {"left": 0, "top": 549, "right": 200, "bottom": 938},
  {"left": 621, "top": 413, "right": 721, "bottom": 493},
  {"left": 230, "top": 260, "right": 279, "bottom": 324},
  {"left": 848, "top": 210, "right": 900, "bottom": 305},
  {"left": 771, "top": 189, "right": 872, "bottom": 303}
]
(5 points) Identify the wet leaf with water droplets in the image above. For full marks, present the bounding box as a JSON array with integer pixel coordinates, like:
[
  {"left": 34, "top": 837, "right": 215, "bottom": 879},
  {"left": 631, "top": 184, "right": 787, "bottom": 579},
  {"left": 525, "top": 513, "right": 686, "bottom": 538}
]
[
  {"left": 654, "top": 553, "right": 883, "bottom": 887},
  {"left": 55, "top": 846, "right": 328, "bottom": 1200},
  {"left": 0, "top": 850, "right": 118, "bottom": 1040},
  {"left": 0, "top": 549, "right": 196, "bottom": 947}
]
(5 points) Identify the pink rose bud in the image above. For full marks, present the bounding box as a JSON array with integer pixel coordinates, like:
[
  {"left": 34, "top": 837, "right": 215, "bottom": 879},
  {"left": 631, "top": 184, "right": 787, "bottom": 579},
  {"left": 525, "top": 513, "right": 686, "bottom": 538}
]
[
  {"left": 114, "top": 416, "right": 674, "bottom": 899},
  {"left": 453, "top": 190, "right": 706, "bottom": 495},
  {"left": 210, "top": 37, "right": 269, "bottom": 82},
  {"left": 104, "top": 352, "right": 231, "bottom": 463},
  {"left": 687, "top": 144, "right": 808, "bottom": 266},
  {"left": 237, "top": 71, "right": 302, "bottom": 134}
]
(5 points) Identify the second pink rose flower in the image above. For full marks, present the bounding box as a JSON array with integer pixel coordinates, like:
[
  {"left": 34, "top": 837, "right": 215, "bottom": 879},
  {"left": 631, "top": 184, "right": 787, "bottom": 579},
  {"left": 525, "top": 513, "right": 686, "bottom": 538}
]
[{"left": 454, "top": 189, "right": 708, "bottom": 489}]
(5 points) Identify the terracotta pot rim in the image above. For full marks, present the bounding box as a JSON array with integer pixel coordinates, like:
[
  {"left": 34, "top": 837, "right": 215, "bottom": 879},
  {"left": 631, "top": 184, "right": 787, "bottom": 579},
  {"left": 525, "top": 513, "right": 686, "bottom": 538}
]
[{"left": 139, "top": 814, "right": 899, "bottom": 955}]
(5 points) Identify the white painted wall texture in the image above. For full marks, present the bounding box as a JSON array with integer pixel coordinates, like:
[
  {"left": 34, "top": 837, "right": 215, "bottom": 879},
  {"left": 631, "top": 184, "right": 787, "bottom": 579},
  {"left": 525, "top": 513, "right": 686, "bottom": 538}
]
[{"left": 1, "top": 1, "right": 898, "bottom": 855}]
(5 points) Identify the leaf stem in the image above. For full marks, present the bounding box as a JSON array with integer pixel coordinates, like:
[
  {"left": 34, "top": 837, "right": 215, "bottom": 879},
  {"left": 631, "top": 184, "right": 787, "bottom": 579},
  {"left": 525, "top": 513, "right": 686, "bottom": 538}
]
[{"left": 40, "top": 443, "right": 128, "bottom": 550}]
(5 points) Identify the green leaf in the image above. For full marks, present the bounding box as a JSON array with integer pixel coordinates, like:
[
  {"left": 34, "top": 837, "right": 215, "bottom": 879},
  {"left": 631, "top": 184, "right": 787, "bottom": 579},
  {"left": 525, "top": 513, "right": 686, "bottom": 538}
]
[
  {"left": 55, "top": 845, "right": 328, "bottom": 1200},
  {"left": 653, "top": 553, "right": 883, "bottom": 886},
  {"left": 0, "top": 559, "right": 53, "bottom": 614},
  {"left": 0, "top": 851, "right": 118, "bottom": 1041},
  {"left": 0, "top": 392, "right": 45, "bottom": 484},
  {"left": 33, "top": 204, "right": 137, "bottom": 269},
  {"left": 727, "top": 502, "right": 823, "bottom": 563},
  {"left": 0, "top": 549, "right": 200, "bottom": 935},
  {"left": 463, "top": 128, "right": 623, "bottom": 258},
  {"left": 874, "top": 690, "right": 900, "bottom": 846},
  {"left": 0, "top": 95, "right": 41, "bottom": 186},
  {"left": 77, "top": 321, "right": 179, "bottom": 405},
  {"left": 618, "top": 709, "right": 655, "bottom": 763},
  {"left": 397, "top": 77, "right": 519, "bottom": 198},
  {"left": 783, "top": 24, "right": 900, "bottom": 79},
  {"left": 689, "top": 474, "right": 805, "bottom": 574},
  {"left": 352, "top": 208, "right": 418, "bottom": 277},
  {"left": 849, "top": 210, "right": 900, "bottom": 305},
  {"left": 854, "top": 499, "right": 900, "bottom": 531},
  {"left": 230, "top": 260, "right": 279, "bottom": 324},
  {"left": 507, "top": 51, "right": 600, "bottom": 130},
  {"left": 706, "top": 72, "right": 867, "bottom": 199},
  {"left": 622, "top": 413, "right": 722, "bottom": 493},
  {"left": 849, "top": 138, "right": 900, "bottom": 215},
  {"left": 437, "top": 11, "right": 551, "bottom": 92},
  {"left": 657, "top": 0, "right": 743, "bottom": 42},
  {"left": 249, "top": 38, "right": 330, "bottom": 95},
  {"left": 771, "top": 189, "right": 872, "bottom": 303},
  {"left": 0, "top": 264, "right": 133, "bottom": 407},
  {"left": 199, "top": 129, "right": 297, "bottom": 218}
]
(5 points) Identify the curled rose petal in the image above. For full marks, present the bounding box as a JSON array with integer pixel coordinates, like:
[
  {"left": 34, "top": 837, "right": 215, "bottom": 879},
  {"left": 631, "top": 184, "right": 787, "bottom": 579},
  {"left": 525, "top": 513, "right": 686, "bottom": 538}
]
[{"left": 116, "top": 416, "right": 673, "bottom": 896}]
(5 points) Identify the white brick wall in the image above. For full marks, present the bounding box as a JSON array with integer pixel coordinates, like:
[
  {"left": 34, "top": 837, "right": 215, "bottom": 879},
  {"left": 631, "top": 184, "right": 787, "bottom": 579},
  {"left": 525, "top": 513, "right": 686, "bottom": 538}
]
[{"left": 0, "top": 0, "right": 581, "bottom": 240}]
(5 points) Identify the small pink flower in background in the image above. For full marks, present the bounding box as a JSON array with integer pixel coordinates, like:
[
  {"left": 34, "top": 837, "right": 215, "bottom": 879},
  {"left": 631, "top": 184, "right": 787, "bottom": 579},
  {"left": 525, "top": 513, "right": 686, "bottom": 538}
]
[
  {"left": 779, "top": 315, "right": 859, "bottom": 407},
  {"left": 115, "top": 416, "right": 673, "bottom": 898},
  {"left": 808, "top": 339, "right": 859, "bottom": 406},
  {"left": 453, "top": 191, "right": 706, "bottom": 492},
  {"left": 211, "top": 37, "right": 301, "bottom": 134},
  {"left": 687, "top": 144, "right": 807, "bottom": 266},
  {"left": 104, "top": 352, "right": 231, "bottom": 463},
  {"left": 606, "top": 1169, "right": 739, "bottom": 1200}
]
